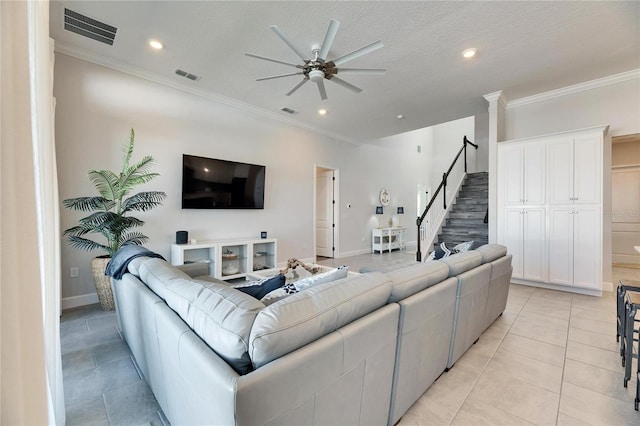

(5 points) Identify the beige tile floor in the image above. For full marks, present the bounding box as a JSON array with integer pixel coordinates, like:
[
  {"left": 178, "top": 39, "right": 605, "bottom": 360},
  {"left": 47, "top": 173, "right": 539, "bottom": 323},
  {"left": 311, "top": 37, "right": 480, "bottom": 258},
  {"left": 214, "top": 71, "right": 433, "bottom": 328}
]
[{"left": 393, "top": 265, "right": 640, "bottom": 426}]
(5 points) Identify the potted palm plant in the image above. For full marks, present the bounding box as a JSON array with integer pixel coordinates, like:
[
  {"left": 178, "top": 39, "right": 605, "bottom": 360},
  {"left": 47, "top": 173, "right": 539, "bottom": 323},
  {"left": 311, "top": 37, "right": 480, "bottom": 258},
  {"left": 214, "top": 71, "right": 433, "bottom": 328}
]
[{"left": 63, "top": 129, "right": 166, "bottom": 310}]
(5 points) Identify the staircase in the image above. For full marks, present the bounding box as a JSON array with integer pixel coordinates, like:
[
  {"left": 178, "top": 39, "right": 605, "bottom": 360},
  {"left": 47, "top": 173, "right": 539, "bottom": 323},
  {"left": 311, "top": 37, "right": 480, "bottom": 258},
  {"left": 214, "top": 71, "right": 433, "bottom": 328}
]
[{"left": 434, "top": 172, "right": 488, "bottom": 250}]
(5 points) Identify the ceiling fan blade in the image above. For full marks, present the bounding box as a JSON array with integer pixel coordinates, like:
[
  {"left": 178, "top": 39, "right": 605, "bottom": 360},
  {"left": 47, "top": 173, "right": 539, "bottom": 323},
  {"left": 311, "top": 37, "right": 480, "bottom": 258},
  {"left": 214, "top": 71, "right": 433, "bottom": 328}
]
[
  {"left": 286, "top": 78, "right": 309, "bottom": 96},
  {"left": 327, "top": 76, "right": 362, "bottom": 93},
  {"left": 335, "top": 68, "right": 386, "bottom": 75},
  {"left": 318, "top": 19, "right": 340, "bottom": 60},
  {"left": 244, "top": 53, "right": 301, "bottom": 68},
  {"left": 331, "top": 40, "right": 383, "bottom": 66},
  {"left": 270, "top": 25, "right": 308, "bottom": 61},
  {"left": 317, "top": 80, "right": 328, "bottom": 100},
  {"left": 256, "top": 72, "right": 303, "bottom": 81}
]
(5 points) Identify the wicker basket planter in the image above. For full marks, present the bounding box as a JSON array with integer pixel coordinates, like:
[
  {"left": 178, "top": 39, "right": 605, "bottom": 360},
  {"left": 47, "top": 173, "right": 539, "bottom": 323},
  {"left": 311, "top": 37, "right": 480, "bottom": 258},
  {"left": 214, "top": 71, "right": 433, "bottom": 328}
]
[{"left": 91, "top": 256, "right": 114, "bottom": 310}]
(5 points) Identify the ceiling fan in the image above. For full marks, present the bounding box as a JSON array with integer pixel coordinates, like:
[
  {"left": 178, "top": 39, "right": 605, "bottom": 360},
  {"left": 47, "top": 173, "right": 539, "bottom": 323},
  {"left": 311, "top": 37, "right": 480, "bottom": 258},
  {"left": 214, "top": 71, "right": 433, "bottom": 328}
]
[{"left": 245, "top": 19, "right": 385, "bottom": 100}]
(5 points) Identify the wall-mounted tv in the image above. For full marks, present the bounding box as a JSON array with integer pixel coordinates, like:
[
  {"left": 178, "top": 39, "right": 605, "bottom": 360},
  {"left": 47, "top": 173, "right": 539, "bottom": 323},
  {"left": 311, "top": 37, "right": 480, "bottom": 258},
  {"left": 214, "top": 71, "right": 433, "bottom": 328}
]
[{"left": 182, "top": 154, "right": 265, "bottom": 209}]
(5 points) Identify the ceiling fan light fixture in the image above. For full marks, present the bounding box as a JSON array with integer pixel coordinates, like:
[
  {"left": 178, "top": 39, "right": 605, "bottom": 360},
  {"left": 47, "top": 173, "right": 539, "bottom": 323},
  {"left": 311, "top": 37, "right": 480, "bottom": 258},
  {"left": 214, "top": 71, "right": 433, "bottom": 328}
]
[{"left": 309, "top": 69, "right": 325, "bottom": 83}]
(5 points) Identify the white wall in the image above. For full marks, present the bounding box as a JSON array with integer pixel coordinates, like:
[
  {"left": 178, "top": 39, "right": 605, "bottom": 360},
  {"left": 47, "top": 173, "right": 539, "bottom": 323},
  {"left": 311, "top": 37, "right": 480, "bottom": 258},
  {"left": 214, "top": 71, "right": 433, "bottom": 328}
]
[
  {"left": 54, "top": 54, "right": 475, "bottom": 302},
  {"left": 502, "top": 74, "right": 640, "bottom": 286}
]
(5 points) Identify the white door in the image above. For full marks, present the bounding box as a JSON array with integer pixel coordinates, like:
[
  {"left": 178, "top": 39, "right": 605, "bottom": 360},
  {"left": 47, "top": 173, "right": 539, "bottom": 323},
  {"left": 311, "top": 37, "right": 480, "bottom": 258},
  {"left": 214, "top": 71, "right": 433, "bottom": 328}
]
[
  {"left": 316, "top": 169, "right": 334, "bottom": 258},
  {"left": 523, "top": 142, "right": 546, "bottom": 205},
  {"left": 502, "top": 208, "right": 524, "bottom": 278},
  {"left": 522, "top": 207, "right": 546, "bottom": 281},
  {"left": 548, "top": 206, "right": 574, "bottom": 285},
  {"left": 573, "top": 206, "right": 601, "bottom": 289},
  {"left": 548, "top": 137, "right": 574, "bottom": 204},
  {"left": 573, "top": 134, "right": 602, "bottom": 204}
]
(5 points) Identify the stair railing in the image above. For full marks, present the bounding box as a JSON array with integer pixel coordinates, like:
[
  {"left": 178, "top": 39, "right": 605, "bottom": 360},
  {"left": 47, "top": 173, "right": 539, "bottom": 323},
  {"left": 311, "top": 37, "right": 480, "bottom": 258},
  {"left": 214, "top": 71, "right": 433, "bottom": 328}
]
[{"left": 416, "top": 136, "right": 478, "bottom": 262}]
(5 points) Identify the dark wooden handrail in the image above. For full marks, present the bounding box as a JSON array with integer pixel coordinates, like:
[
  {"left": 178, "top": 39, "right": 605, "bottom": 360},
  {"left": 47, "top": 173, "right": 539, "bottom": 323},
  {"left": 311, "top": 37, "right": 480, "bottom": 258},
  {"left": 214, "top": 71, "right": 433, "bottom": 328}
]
[{"left": 416, "top": 136, "right": 478, "bottom": 261}]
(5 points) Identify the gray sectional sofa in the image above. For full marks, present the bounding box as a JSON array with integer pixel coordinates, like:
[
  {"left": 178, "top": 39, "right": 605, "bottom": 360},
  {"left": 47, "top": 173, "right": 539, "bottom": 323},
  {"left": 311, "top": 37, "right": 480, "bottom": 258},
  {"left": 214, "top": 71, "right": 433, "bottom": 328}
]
[{"left": 111, "top": 244, "right": 512, "bottom": 426}]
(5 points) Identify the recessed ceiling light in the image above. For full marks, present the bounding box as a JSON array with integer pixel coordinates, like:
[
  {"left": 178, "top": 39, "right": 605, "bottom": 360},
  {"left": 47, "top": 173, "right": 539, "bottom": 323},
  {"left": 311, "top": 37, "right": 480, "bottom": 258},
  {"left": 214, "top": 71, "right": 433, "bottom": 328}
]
[
  {"left": 462, "top": 48, "right": 477, "bottom": 59},
  {"left": 149, "top": 39, "right": 164, "bottom": 50},
  {"left": 397, "top": 114, "right": 405, "bottom": 119},
  {"left": 318, "top": 109, "right": 327, "bottom": 116}
]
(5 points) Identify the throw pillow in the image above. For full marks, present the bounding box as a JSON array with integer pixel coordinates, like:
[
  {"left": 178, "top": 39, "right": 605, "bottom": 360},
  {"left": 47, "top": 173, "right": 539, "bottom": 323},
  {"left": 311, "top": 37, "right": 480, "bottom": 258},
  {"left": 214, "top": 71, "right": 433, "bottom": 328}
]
[
  {"left": 260, "top": 266, "right": 350, "bottom": 305},
  {"left": 233, "top": 274, "right": 286, "bottom": 300},
  {"left": 426, "top": 241, "right": 474, "bottom": 261}
]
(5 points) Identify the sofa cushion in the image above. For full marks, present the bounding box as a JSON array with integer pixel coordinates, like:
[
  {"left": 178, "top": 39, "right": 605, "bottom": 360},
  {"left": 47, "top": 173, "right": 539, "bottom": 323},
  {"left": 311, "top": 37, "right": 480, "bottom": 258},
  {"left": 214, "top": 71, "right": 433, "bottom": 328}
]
[
  {"left": 127, "top": 256, "right": 150, "bottom": 277},
  {"left": 175, "top": 261, "right": 210, "bottom": 278},
  {"left": 249, "top": 272, "right": 392, "bottom": 369},
  {"left": 164, "top": 277, "right": 265, "bottom": 374},
  {"left": 441, "top": 251, "right": 483, "bottom": 277},
  {"left": 476, "top": 244, "right": 508, "bottom": 264},
  {"left": 260, "top": 266, "right": 349, "bottom": 305},
  {"left": 385, "top": 261, "right": 450, "bottom": 303},
  {"left": 138, "top": 258, "right": 191, "bottom": 299}
]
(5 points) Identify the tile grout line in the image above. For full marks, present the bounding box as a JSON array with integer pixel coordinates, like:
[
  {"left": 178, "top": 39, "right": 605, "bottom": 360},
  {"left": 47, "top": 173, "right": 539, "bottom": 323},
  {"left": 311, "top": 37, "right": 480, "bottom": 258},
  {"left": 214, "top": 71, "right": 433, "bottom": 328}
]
[{"left": 555, "top": 293, "right": 574, "bottom": 425}]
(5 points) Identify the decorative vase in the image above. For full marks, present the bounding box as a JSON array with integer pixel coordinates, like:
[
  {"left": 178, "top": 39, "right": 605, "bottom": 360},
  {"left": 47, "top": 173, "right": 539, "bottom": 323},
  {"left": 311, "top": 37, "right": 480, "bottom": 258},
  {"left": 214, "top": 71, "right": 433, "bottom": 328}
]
[{"left": 91, "top": 256, "right": 115, "bottom": 310}]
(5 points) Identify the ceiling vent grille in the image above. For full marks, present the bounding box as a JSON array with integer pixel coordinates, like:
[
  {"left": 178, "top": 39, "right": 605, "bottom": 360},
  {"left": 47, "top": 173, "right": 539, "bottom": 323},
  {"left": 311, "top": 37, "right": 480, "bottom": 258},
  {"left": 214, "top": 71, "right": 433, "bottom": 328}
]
[
  {"left": 280, "top": 107, "right": 296, "bottom": 114},
  {"left": 63, "top": 8, "right": 117, "bottom": 46},
  {"left": 175, "top": 69, "right": 200, "bottom": 81}
]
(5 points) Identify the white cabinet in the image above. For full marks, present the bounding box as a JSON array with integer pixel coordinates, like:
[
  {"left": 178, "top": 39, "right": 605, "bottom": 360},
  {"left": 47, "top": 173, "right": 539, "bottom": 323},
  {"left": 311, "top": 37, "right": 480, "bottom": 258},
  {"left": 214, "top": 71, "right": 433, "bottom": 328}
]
[
  {"left": 548, "top": 206, "right": 601, "bottom": 289},
  {"left": 372, "top": 227, "right": 406, "bottom": 253},
  {"left": 499, "top": 141, "right": 545, "bottom": 205},
  {"left": 548, "top": 133, "right": 602, "bottom": 205},
  {"left": 171, "top": 238, "right": 277, "bottom": 281},
  {"left": 502, "top": 207, "right": 546, "bottom": 282},
  {"left": 497, "top": 125, "right": 607, "bottom": 294}
]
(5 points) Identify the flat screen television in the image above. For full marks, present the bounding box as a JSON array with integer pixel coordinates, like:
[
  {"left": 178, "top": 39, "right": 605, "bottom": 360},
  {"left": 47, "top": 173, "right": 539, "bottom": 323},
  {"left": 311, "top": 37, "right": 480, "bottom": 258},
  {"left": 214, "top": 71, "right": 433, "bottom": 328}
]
[{"left": 182, "top": 154, "right": 265, "bottom": 209}]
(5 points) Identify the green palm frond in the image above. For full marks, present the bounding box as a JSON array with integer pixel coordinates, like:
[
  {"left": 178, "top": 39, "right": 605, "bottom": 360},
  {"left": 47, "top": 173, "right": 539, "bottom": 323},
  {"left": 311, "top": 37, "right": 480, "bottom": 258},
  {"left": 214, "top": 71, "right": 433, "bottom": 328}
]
[
  {"left": 88, "top": 169, "right": 120, "bottom": 201},
  {"left": 119, "top": 231, "right": 149, "bottom": 247},
  {"left": 63, "top": 196, "right": 114, "bottom": 212},
  {"left": 67, "top": 235, "right": 110, "bottom": 253},
  {"left": 62, "top": 128, "right": 165, "bottom": 256},
  {"left": 122, "top": 191, "right": 167, "bottom": 213}
]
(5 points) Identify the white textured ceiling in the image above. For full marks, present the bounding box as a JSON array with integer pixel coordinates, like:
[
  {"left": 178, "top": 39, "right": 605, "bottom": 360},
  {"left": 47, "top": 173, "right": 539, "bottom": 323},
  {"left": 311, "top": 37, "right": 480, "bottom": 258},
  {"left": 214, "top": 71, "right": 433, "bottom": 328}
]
[{"left": 50, "top": 1, "right": 640, "bottom": 143}]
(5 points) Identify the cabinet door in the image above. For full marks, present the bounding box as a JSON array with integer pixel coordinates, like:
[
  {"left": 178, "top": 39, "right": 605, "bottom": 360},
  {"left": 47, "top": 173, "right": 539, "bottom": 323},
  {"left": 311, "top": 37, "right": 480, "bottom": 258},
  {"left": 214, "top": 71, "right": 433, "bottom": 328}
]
[
  {"left": 573, "top": 207, "right": 601, "bottom": 289},
  {"left": 500, "top": 145, "right": 524, "bottom": 205},
  {"left": 502, "top": 208, "right": 524, "bottom": 278},
  {"left": 548, "top": 137, "right": 574, "bottom": 204},
  {"left": 523, "top": 142, "right": 545, "bottom": 204},
  {"left": 573, "top": 134, "right": 602, "bottom": 204},
  {"left": 522, "top": 208, "right": 546, "bottom": 282},
  {"left": 548, "top": 207, "right": 573, "bottom": 285}
]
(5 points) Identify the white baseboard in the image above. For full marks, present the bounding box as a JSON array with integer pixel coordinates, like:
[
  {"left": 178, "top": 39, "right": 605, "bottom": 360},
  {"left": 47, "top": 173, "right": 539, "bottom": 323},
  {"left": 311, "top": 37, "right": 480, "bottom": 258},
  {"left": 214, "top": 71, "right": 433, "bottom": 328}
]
[
  {"left": 510, "top": 279, "right": 603, "bottom": 297},
  {"left": 336, "top": 248, "right": 371, "bottom": 258},
  {"left": 62, "top": 293, "right": 99, "bottom": 310},
  {"left": 612, "top": 254, "right": 640, "bottom": 265}
]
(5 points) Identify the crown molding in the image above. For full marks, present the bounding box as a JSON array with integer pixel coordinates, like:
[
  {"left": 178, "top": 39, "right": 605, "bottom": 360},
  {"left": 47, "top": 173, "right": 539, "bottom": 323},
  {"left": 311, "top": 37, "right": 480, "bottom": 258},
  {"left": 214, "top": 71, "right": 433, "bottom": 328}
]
[
  {"left": 53, "top": 42, "right": 358, "bottom": 145},
  {"left": 506, "top": 69, "right": 640, "bottom": 109},
  {"left": 483, "top": 90, "right": 507, "bottom": 109}
]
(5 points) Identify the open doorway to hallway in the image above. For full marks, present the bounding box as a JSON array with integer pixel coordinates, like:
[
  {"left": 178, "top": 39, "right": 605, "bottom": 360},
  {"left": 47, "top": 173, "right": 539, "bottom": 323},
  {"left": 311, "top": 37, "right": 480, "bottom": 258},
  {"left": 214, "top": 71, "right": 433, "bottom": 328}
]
[
  {"left": 315, "top": 166, "right": 339, "bottom": 260},
  {"left": 611, "top": 133, "right": 640, "bottom": 269}
]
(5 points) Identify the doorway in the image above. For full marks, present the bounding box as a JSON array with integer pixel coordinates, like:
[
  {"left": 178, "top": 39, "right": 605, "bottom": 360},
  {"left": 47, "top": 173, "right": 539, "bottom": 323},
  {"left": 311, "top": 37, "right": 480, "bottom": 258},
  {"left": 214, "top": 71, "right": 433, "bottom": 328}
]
[
  {"left": 315, "top": 166, "right": 339, "bottom": 259},
  {"left": 612, "top": 134, "right": 640, "bottom": 268}
]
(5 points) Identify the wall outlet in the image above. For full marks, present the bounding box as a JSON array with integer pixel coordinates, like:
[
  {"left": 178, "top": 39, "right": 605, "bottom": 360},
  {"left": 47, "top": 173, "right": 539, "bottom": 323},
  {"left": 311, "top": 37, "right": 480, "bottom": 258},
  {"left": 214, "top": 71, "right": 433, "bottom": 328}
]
[{"left": 70, "top": 267, "right": 79, "bottom": 278}]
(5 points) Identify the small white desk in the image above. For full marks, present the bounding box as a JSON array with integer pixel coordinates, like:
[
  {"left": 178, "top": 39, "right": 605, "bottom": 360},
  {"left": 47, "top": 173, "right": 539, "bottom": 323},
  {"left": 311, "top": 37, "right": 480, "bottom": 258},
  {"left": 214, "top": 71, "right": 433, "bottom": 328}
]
[{"left": 372, "top": 227, "right": 406, "bottom": 253}]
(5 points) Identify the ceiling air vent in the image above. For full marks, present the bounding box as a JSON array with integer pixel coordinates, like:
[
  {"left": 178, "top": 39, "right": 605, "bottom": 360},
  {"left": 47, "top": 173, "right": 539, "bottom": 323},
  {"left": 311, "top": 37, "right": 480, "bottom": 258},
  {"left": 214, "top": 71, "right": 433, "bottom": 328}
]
[
  {"left": 280, "top": 107, "right": 296, "bottom": 114},
  {"left": 63, "top": 8, "right": 117, "bottom": 46},
  {"left": 175, "top": 69, "right": 200, "bottom": 81}
]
